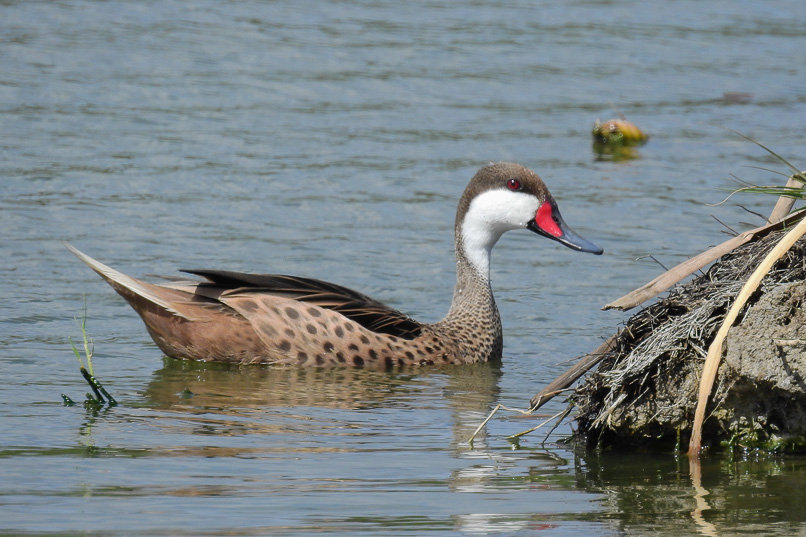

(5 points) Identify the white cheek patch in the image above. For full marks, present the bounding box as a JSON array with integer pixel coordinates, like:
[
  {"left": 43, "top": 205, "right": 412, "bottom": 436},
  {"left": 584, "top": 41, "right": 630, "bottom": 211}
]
[{"left": 460, "top": 190, "right": 540, "bottom": 278}]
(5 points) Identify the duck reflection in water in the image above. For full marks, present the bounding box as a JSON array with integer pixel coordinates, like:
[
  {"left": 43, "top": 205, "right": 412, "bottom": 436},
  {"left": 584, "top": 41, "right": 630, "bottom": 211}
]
[{"left": 143, "top": 358, "right": 503, "bottom": 451}]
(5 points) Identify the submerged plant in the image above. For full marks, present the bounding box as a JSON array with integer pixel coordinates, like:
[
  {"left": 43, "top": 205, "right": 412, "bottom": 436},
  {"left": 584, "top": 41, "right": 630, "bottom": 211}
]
[{"left": 62, "top": 303, "right": 117, "bottom": 408}]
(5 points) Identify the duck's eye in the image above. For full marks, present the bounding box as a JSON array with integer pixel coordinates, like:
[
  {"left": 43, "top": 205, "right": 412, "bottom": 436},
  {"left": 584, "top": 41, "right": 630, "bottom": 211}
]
[{"left": 506, "top": 178, "right": 522, "bottom": 191}]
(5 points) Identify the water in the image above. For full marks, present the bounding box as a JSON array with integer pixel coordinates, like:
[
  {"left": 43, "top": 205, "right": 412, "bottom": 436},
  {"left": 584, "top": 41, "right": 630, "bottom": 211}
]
[{"left": 2, "top": 0, "right": 806, "bottom": 535}]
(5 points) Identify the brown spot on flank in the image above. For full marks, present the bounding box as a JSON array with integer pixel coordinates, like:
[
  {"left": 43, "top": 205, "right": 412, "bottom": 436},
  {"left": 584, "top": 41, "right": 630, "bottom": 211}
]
[
  {"left": 307, "top": 307, "right": 322, "bottom": 317},
  {"left": 279, "top": 340, "right": 292, "bottom": 352},
  {"left": 285, "top": 307, "right": 300, "bottom": 319},
  {"left": 334, "top": 326, "right": 344, "bottom": 338},
  {"left": 260, "top": 324, "right": 277, "bottom": 337},
  {"left": 306, "top": 324, "right": 317, "bottom": 335},
  {"left": 323, "top": 342, "right": 335, "bottom": 353},
  {"left": 297, "top": 351, "right": 308, "bottom": 364},
  {"left": 353, "top": 356, "right": 364, "bottom": 367},
  {"left": 239, "top": 301, "right": 259, "bottom": 312},
  {"left": 360, "top": 335, "right": 370, "bottom": 345},
  {"left": 348, "top": 343, "right": 359, "bottom": 352},
  {"left": 284, "top": 328, "right": 295, "bottom": 338}
]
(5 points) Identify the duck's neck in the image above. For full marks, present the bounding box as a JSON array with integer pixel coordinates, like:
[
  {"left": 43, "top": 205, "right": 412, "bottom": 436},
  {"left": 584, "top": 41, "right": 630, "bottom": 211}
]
[
  {"left": 436, "top": 233, "right": 503, "bottom": 362},
  {"left": 447, "top": 244, "right": 495, "bottom": 313}
]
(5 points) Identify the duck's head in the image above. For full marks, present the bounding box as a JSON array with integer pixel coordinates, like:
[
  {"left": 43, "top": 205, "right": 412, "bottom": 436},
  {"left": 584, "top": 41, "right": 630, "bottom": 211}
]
[{"left": 456, "top": 162, "right": 602, "bottom": 276}]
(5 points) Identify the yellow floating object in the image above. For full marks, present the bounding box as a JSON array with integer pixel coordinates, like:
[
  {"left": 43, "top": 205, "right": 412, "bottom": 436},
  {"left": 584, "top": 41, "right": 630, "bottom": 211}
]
[{"left": 592, "top": 118, "right": 648, "bottom": 146}]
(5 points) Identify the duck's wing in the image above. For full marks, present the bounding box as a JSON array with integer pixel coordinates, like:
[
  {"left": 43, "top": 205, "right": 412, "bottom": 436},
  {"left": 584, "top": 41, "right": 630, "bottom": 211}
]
[{"left": 182, "top": 269, "right": 424, "bottom": 340}]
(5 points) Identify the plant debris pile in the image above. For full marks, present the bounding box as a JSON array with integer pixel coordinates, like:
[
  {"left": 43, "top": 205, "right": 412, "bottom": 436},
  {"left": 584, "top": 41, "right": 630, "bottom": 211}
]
[{"left": 573, "top": 229, "right": 806, "bottom": 451}]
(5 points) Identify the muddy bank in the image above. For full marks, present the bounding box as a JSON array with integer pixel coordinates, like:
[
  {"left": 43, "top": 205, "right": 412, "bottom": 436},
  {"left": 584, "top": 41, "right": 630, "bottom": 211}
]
[{"left": 572, "top": 229, "right": 806, "bottom": 452}]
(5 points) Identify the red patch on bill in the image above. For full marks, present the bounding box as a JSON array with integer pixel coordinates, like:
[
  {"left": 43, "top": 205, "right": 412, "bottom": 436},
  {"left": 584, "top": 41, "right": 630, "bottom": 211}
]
[{"left": 535, "top": 203, "right": 562, "bottom": 238}]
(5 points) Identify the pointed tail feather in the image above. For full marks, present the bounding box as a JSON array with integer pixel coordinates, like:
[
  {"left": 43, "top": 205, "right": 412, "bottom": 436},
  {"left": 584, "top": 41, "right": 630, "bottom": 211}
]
[{"left": 65, "top": 243, "right": 192, "bottom": 320}]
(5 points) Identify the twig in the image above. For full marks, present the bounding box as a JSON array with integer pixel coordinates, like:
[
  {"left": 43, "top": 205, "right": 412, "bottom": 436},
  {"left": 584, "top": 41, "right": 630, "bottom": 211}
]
[
  {"left": 468, "top": 404, "right": 534, "bottom": 445},
  {"left": 636, "top": 254, "right": 669, "bottom": 271},
  {"left": 529, "top": 336, "right": 617, "bottom": 411},
  {"left": 710, "top": 215, "right": 739, "bottom": 236},
  {"left": 507, "top": 409, "right": 567, "bottom": 440},
  {"left": 541, "top": 405, "right": 574, "bottom": 443},
  {"left": 736, "top": 204, "right": 768, "bottom": 224}
]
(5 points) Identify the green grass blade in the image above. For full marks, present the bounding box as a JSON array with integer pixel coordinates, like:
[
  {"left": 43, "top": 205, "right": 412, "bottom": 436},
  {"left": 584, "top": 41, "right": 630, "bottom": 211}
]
[{"left": 730, "top": 130, "right": 801, "bottom": 175}]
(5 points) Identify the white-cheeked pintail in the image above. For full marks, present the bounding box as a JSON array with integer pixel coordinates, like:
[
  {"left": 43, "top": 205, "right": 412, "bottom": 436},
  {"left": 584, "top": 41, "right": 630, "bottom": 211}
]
[{"left": 68, "top": 162, "right": 602, "bottom": 367}]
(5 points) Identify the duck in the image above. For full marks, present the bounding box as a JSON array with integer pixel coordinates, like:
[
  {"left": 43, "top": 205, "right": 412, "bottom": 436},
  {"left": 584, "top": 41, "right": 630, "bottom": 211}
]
[{"left": 67, "top": 162, "right": 602, "bottom": 367}]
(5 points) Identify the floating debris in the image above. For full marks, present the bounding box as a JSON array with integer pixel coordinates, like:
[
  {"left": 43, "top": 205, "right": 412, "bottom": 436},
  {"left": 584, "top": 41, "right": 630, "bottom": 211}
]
[{"left": 592, "top": 118, "right": 648, "bottom": 160}]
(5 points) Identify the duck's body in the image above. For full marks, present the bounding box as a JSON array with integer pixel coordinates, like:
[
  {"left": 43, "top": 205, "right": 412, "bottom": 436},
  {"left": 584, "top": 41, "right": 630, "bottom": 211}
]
[{"left": 69, "top": 162, "right": 602, "bottom": 366}]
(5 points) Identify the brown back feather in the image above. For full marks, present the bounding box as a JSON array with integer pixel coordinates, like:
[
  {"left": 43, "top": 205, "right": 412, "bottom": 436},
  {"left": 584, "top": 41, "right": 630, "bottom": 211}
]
[{"left": 183, "top": 270, "right": 423, "bottom": 339}]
